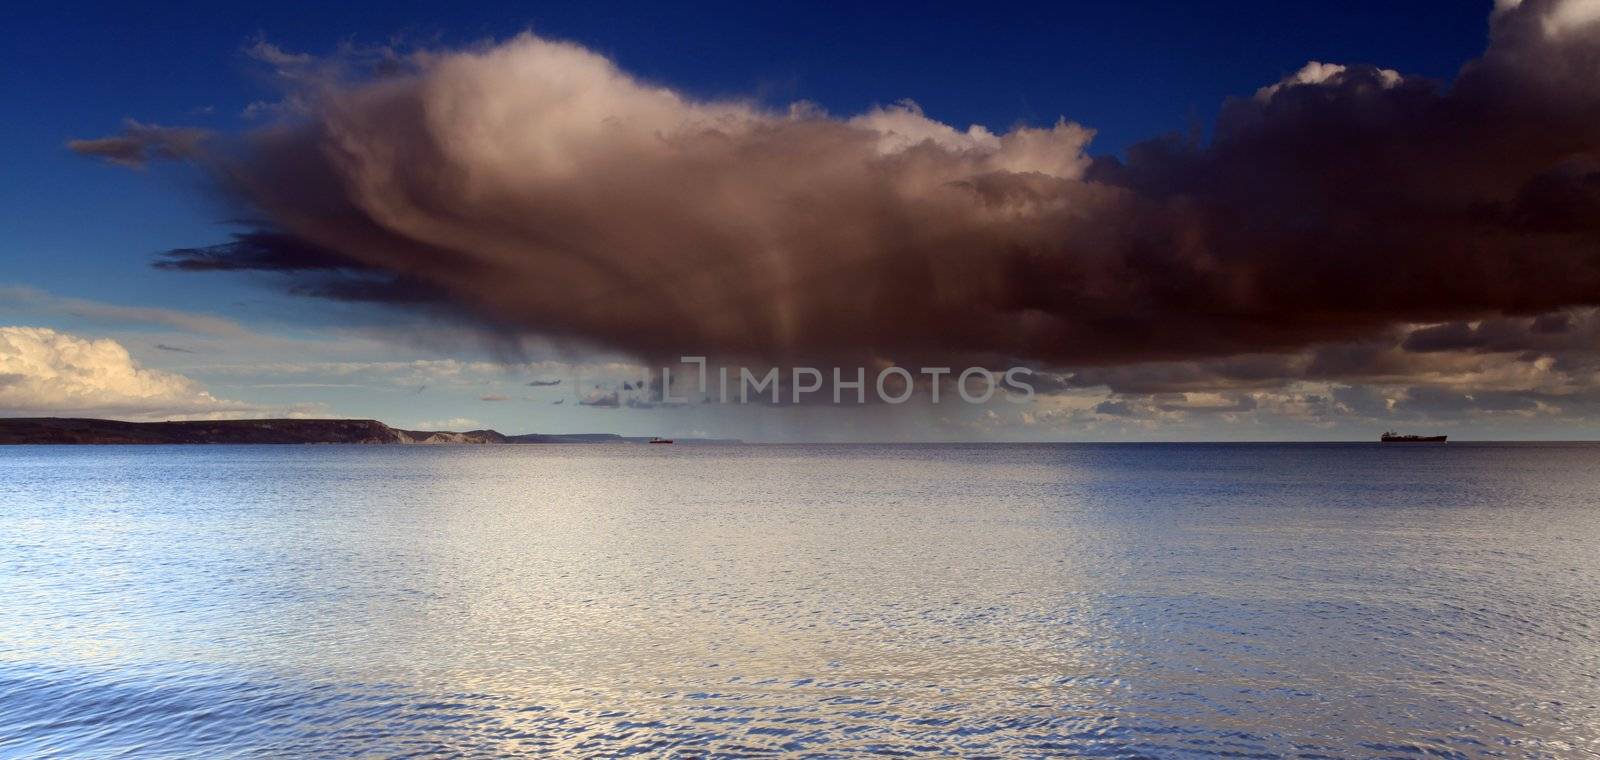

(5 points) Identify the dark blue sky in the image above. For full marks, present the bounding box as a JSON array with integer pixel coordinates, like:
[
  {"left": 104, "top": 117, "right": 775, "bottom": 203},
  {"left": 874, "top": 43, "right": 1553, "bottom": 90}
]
[{"left": 2, "top": 1, "right": 1491, "bottom": 314}]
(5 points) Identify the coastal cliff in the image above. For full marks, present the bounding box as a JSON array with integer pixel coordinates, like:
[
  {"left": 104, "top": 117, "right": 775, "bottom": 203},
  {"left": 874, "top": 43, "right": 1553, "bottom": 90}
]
[
  {"left": 0, "top": 418, "right": 464, "bottom": 444},
  {"left": 0, "top": 418, "right": 655, "bottom": 445}
]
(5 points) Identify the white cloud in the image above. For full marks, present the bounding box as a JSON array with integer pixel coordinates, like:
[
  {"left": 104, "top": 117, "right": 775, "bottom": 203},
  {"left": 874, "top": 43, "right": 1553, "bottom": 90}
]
[
  {"left": 1255, "top": 61, "right": 1401, "bottom": 101},
  {"left": 0, "top": 326, "right": 278, "bottom": 419},
  {"left": 1544, "top": 0, "right": 1600, "bottom": 36}
]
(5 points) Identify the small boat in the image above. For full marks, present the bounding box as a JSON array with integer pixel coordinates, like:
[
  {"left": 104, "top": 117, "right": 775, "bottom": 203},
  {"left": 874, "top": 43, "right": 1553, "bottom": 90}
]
[
  {"left": 1380, "top": 431, "right": 1447, "bottom": 443},
  {"left": 648, "top": 437, "right": 674, "bottom": 444}
]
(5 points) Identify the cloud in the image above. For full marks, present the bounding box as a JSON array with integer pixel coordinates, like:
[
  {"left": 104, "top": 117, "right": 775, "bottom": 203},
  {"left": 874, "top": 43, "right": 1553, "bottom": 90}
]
[
  {"left": 66, "top": 120, "right": 208, "bottom": 168},
  {"left": 578, "top": 387, "right": 620, "bottom": 408},
  {"left": 78, "top": 32, "right": 1093, "bottom": 367},
  {"left": 1055, "top": 308, "right": 1600, "bottom": 395},
  {"left": 1029, "top": 305, "right": 1600, "bottom": 432},
  {"left": 193, "top": 357, "right": 646, "bottom": 392},
  {"left": 245, "top": 40, "right": 314, "bottom": 70},
  {"left": 479, "top": 394, "right": 510, "bottom": 401},
  {"left": 0, "top": 285, "right": 257, "bottom": 339},
  {"left": 1537, "top": 0, "right": 1600, "bottom": 36},
  {"left": 72, "top": 0, "right": 1600, "bottom": 380},
  {"left": 1254, "top": 61, "right": 1401, "bottom": 100},
  {"left": 0, "top": 326, "right": 268, "bottom": 418},
  {"left": 1093, "top": 399, "right": 1134, "bottom": 417}
]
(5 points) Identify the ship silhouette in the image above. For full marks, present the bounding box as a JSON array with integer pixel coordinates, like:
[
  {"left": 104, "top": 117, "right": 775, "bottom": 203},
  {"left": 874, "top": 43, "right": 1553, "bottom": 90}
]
[{"left": 1380, "top": 431, "right": 1447, "bottom": 443}]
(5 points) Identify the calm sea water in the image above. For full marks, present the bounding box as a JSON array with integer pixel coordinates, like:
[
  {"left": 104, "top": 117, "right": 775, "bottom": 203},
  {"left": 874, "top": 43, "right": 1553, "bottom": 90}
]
[{"left": 1, "top": 443, "right": 1598, "bottom": 758}]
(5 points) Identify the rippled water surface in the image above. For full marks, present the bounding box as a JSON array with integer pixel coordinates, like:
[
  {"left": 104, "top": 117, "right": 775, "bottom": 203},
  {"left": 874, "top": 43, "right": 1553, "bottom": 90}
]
[{"left": 2, "top": 443, "right": 1598, "bottom": 758}]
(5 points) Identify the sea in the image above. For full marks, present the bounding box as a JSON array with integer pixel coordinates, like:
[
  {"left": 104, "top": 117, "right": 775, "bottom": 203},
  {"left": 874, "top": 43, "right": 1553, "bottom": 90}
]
[{"left": 1, "top": 443, "right": 1597, "bottom": 758}]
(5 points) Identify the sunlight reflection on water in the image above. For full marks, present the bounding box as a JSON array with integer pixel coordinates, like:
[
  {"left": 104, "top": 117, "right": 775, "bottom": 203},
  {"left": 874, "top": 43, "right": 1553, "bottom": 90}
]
[{"left": 1, "top": 443, "right": 1598, "bottom": 757}]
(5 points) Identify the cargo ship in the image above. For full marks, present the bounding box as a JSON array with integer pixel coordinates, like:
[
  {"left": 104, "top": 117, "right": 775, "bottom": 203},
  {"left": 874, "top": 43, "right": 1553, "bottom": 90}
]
[{"left": 1380, "top": 431, "right": 1447, "bottom": 443}]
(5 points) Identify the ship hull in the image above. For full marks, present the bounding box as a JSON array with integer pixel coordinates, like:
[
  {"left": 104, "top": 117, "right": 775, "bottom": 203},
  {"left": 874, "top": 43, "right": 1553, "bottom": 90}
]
[{"left": 1380, "top": 435, "right": 1447, "bottom": 443}]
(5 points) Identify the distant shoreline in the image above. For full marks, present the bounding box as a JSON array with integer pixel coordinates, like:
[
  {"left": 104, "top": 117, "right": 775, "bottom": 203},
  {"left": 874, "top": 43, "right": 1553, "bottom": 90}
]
[
  {"left": 0, "top": 418, "right": 1587, "bottom": 445},
  {"left": 0, "top": 417, "right": 738, "bottom": 445}
]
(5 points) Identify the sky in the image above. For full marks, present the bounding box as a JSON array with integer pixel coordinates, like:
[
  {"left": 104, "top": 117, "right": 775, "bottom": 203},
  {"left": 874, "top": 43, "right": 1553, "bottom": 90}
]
[{"left": 4, "top": 0, "right": 1600, "bottom": 441}]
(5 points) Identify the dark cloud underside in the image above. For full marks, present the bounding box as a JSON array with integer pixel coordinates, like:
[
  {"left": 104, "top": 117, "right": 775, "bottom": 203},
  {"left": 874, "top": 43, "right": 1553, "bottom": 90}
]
[{"left": 72, "top": 0, "right": 1600, "bottom": 376}]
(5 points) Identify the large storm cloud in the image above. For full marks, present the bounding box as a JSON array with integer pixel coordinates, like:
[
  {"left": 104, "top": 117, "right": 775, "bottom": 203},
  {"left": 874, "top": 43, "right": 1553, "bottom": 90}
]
[{"left": 74, "top": 0, "right": 1600, "bottom": 373}]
